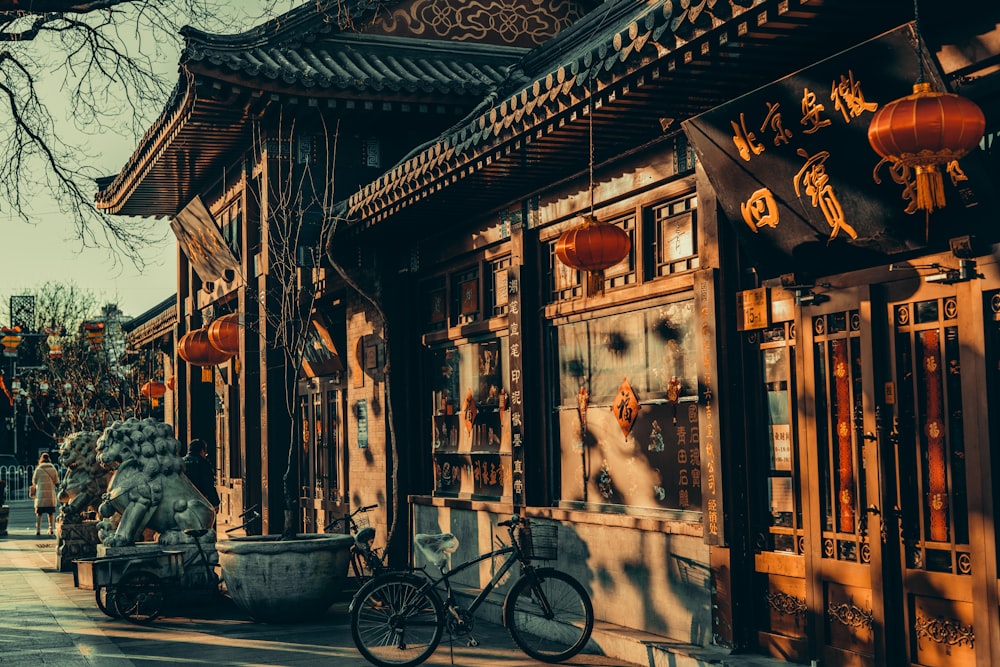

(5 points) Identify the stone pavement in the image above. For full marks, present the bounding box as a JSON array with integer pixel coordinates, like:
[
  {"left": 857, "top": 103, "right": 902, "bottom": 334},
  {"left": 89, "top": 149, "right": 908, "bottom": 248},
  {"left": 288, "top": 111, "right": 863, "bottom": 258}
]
[
  {"left": 0, "top": 500, "right": 788, "bottom": 667},
  {"left": 0, "top": 500, "right": 642, "bottom": 667}
]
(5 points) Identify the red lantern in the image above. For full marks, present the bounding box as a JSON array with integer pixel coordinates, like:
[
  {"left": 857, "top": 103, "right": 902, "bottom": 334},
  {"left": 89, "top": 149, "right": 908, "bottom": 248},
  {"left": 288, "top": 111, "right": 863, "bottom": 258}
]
[
  {"left": 555, "top": 215, "right": 631, "bottom": 296},
  {"left": 166, "top": 376, "right": 176, "bottom": 391},
  {"left": 207, "top": 313, "right": 241, "bottom": 356},
  {"left": 1, "top": 326, "right": 21, "bottom": 358},
  {"left": 140, "top": 381, "right": 167, "bottom": 399},
  {"left": 867, "top": 82, "right": 985, "bottom": 214},
  {"left": 178, "top": 327, "right": 233, "bottom": 367}
]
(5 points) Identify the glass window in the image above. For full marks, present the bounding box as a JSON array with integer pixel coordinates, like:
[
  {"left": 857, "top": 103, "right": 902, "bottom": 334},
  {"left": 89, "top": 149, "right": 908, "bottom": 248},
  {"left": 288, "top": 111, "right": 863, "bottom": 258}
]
[
  {"left": 552, "top": 300, "right": 701, "bottom": 512},
  {"left": 647, "top": 194, "right": 698, "bottom": 279},
  {"left": 451, "top": 268, "right": 480, "bottom": 327},
  {"left": 489, "top": 256, "right": 511, "bottom": 318},
  {"left": 428, "top": 338, "right": 512, "bottom": 499}
]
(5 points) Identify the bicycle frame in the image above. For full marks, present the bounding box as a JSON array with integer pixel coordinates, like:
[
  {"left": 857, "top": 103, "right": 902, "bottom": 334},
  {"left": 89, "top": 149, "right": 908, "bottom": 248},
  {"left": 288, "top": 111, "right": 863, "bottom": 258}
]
[
  {"left": 410, "top": 534, "right": 551, "bottom": 622},
  {"left": 350, "top": 517, "right": 595, "bottom": 666}
]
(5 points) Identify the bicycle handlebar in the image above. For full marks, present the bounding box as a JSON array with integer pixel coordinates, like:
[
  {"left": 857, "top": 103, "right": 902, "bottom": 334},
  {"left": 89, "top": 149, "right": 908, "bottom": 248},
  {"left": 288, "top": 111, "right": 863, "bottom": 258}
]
[
  {"left": 356, "top": 504, "right": 378, "bottom": 513},
  {"left": 497, "top": 514, "right": 524, "bottom": 528}
]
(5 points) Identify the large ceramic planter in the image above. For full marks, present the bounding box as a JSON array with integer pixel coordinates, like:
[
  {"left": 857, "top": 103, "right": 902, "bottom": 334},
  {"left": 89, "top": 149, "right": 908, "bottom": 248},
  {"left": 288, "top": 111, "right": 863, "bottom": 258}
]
[{"left": 217, "top": 533, "right": 353, "bottom": 622}]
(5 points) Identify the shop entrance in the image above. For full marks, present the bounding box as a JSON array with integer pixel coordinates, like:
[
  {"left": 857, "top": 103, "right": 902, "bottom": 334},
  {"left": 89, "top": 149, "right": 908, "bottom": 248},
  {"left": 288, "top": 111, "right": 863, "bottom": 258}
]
[{"left": 752, "top": 277, "right": 998, "bottom": 667}]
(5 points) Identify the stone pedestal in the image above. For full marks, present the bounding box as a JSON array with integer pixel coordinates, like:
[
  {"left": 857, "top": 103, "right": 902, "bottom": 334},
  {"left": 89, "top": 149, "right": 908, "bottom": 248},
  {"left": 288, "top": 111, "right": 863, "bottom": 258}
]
[
  {"left": 56, "top": 521, "right": 100, "bottom": 571},
  {"left": 0, "top": 506, "right": 8, "bottom": 537}
]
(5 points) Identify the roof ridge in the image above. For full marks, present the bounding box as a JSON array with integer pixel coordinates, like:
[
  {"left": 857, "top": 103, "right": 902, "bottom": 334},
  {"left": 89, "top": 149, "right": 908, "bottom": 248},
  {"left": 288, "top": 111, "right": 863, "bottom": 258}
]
[{"left": 179, "top": 0, "right": 397, "bottom": 52}]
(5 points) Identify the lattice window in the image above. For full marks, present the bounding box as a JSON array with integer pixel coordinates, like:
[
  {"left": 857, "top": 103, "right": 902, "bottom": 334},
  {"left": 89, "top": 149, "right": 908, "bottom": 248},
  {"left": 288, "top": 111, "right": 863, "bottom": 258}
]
[{"left": 648, "top": 194, "right": 698, "bottom": 278}]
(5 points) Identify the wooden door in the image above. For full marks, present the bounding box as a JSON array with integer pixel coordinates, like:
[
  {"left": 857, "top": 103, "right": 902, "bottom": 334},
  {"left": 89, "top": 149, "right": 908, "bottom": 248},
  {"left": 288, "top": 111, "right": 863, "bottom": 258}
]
[
  {"left": 750, "top": 317, "right": 812, "bottom": 661},
  {"left": 800, "top": 287, "right": 888, "bottom": 667},
  {"left": 878, "top": 280, "right": 978, "bottom": 667}
]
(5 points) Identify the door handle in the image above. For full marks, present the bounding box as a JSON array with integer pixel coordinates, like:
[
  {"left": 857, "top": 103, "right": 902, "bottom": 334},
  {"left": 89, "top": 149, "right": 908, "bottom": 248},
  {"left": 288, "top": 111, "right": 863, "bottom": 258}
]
[{"left": 862, "top": 504, "right": 887, "bottom": 544}]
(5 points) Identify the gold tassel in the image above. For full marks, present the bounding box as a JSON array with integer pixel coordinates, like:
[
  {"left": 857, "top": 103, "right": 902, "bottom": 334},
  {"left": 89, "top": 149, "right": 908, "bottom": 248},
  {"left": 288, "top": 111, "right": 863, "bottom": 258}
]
[
  {"left": 914, "top": 164, "right": 946, "bottom": 213},
  {"left": 202, "top": 367, "right": 212, "bottom": 382}
]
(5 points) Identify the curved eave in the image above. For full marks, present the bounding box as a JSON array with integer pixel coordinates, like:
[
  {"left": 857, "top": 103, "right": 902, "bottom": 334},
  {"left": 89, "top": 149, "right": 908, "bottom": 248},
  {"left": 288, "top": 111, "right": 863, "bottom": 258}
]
[{"left": 342, "top": 0, "right": 916, "bottom": 229}]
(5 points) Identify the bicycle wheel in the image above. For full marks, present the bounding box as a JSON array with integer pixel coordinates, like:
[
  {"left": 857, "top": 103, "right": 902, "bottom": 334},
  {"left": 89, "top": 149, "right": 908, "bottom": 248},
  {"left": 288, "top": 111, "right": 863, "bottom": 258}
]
[
  {"left": 350, "top": 572, "right": 444, "bottom": 667},
  {"left": 112, "top": 570, "right": 165, "bottom": 624},
  {"left": 95, "top": 585, "right": 122, "bottom": 618},
  {"left": 503, "top": 567, "right": 594, "bottom": 663}
]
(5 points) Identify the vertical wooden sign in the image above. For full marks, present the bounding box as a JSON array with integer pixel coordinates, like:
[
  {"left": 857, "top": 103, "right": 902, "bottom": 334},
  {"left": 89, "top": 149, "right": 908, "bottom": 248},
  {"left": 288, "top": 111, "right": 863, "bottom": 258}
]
[
  {"left": 506, "top": 264, "right": 525, "bottom": 507},
  {"left": 695, "top": 268, "right": 724, "bottom": 545}
]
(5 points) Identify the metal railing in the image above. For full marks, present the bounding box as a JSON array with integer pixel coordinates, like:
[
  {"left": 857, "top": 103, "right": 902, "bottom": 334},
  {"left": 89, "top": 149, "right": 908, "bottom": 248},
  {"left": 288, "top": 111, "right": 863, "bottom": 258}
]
[{"left": 0, "top": 465, "right": 34, "bottom": 503}]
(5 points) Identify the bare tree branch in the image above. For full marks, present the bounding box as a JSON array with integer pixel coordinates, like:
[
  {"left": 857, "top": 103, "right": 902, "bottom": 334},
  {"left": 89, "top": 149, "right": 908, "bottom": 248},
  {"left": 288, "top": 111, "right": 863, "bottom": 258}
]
[{"left": 0, "top": 1, "right": 290, "bottom": 268}]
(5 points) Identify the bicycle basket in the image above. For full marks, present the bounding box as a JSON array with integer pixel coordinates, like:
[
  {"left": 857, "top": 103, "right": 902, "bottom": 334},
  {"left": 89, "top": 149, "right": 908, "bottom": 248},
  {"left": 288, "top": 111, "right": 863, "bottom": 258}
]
[
  {"left": 354, "top": 514, "right": 371, "bottom": 531},
  {"left": 519, "top": 523, "right": 559, "bottom": 560}
]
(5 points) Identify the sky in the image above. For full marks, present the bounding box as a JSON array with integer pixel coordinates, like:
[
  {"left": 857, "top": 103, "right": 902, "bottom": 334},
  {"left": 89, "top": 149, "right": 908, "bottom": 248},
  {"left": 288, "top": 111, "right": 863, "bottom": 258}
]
[
  {"left": 0, "top": 111, "right": 179, "bottom": 320},
  {"left": 0, "top": 1, "right": 297, "bottom": 323}
]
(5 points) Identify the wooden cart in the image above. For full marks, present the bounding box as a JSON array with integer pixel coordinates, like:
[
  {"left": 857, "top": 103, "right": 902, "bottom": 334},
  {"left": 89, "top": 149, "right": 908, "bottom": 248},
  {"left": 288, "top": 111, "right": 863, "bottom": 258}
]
[{"left": 74, "top": 549, "right": 183, "bottom": 623}]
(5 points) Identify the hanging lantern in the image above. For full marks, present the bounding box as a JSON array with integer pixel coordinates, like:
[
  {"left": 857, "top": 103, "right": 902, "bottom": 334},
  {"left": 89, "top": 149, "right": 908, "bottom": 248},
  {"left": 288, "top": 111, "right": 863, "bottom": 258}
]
[
  {"left": 44, "top": 327, "right": 63, "bottom": 359},
  {"left": 867, "top": 82, "right": 985, "bottom": 214},
  {"left": 1, "top": 326, "right": 21, "bottom": 358},
  {"left": 82, "top": 321, "right": 105, "bottom": 351},
  {"left": 207, "top": 313, "right": 241, "bottom": 356},
  {"left": 166, "top": 376, "right": 176, "bottom": 391},
  {"left": 140, "top": 381, "right": 167, "bottom": 399},
  {"left": 555, "top": 215, "right": 631, "bottom": 296},
  {"left": 141, "top": 380, "right": 167, "bottom": 408},
  {"left": 178, "top": 327, "right": 233, "bottom": 367}
]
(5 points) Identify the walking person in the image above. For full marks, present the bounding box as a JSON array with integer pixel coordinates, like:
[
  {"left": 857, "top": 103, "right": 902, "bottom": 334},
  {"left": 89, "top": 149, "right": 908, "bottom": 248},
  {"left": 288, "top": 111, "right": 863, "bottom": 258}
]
[
  {"left": 183, "top": 439, "right": 221, "bottom": 514},
  {"left": 31, "top": 452, "right": 60, "bottom": 535}
]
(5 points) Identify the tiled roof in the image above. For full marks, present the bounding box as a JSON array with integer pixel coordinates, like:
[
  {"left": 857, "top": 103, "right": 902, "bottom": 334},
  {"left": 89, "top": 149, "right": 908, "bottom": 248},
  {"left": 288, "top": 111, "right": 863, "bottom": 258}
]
[
  {"left": 182, "top": 32, "right": 521, "bottom": 98},
  {"left": 339, "top": 0, "right": 915, "bottom": 227},
  {"left": 122, "top": 297, "right": 177, "bottom": 349},
  {"left": 338, "top": 0, "right": 735, "bottom": 221},
  {"left": 95, "top": 1, "right": 526, "bottom": 217}
]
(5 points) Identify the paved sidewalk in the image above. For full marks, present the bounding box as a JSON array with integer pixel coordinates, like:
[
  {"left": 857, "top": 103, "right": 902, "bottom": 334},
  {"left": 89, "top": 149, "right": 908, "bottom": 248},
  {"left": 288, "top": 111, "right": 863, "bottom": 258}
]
[{"left": 0, "top": 501, "right": 641, "bottom": 667}]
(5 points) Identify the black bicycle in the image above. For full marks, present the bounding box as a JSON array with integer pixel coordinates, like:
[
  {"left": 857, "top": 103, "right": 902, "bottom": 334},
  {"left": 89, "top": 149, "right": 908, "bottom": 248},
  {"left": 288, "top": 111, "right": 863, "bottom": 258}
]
[
  {"left": 325, "top": 503, "right": 386, "bottom": 588},
  {"left": 350, "top": 514, "right": 594, "bottom": 667}
]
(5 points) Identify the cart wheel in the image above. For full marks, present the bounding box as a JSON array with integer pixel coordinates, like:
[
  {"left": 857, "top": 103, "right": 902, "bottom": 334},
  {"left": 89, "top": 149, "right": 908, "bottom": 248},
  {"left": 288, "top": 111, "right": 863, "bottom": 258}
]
[
  {"left": 95, "top": 586, "right": 122, "bottom": 618},
  {"left": 112, "top": 570, "right": 164, "bottom": 624}
]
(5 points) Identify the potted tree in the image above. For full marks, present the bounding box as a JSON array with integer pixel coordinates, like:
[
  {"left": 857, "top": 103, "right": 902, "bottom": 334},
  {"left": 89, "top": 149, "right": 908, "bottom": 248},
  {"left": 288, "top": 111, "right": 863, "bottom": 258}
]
[{"left": 214, "top": 114, "right": 354, "bottom": 623}]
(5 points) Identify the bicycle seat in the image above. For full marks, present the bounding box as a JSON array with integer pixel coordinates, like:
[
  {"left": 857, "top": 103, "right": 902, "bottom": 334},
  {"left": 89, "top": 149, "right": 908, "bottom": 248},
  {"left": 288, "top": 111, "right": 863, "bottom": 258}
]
[
  {"left": 414, "top": 533, "right": 459, "bottom": 569},
  {"left": 184, "top": 528, "right": 210, "bottom": 539},
  {"left": 355, "top": 526, "right": 376, "bottom": 546}
]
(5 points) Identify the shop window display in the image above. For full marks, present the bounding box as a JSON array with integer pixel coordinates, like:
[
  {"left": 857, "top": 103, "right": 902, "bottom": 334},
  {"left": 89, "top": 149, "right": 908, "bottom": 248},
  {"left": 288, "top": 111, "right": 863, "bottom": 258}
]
[
  {"left": 553, "top": 300, "right": 702, "bottom": 512},
  {"left": 429, "top": 338, "right": 512, "bottom": 499}
]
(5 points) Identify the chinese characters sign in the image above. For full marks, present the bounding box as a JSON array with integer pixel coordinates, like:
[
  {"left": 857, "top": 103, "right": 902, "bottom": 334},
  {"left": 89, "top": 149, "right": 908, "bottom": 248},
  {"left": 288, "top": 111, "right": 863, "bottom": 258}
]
[{"left": 682, "top": 25, "right": 992, "bottom": 278}]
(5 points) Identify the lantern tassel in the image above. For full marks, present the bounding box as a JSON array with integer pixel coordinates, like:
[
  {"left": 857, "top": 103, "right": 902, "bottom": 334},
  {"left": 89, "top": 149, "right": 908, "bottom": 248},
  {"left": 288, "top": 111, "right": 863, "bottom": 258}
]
[
  {"left": 915, "top": 164, "right": 947, "bottom": 213},
  {"left": 587, "top": 270, "right": 606, "bottom": 296}
]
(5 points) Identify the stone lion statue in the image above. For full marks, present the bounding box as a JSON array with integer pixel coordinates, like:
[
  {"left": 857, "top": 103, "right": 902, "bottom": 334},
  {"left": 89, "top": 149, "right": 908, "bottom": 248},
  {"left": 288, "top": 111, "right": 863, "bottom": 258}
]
[
  {"left": 57, "top": 430, "right": 111, "bottom": 523},
  {"left": 96, "top": 418, "right": 216, "bottom": 547}
]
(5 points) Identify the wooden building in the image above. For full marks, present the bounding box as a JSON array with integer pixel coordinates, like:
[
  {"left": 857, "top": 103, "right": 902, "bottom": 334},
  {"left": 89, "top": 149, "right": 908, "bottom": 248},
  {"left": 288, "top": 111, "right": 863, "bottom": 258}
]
[
  {"left": 103, "top": 0, "right": 1000, "bottom": 665},
  {"left": 329, "top": 1, "right": 1000, "bottom": 667},
  {"left": 96, "top": 0, "right": 591, "bottom": 549}
]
